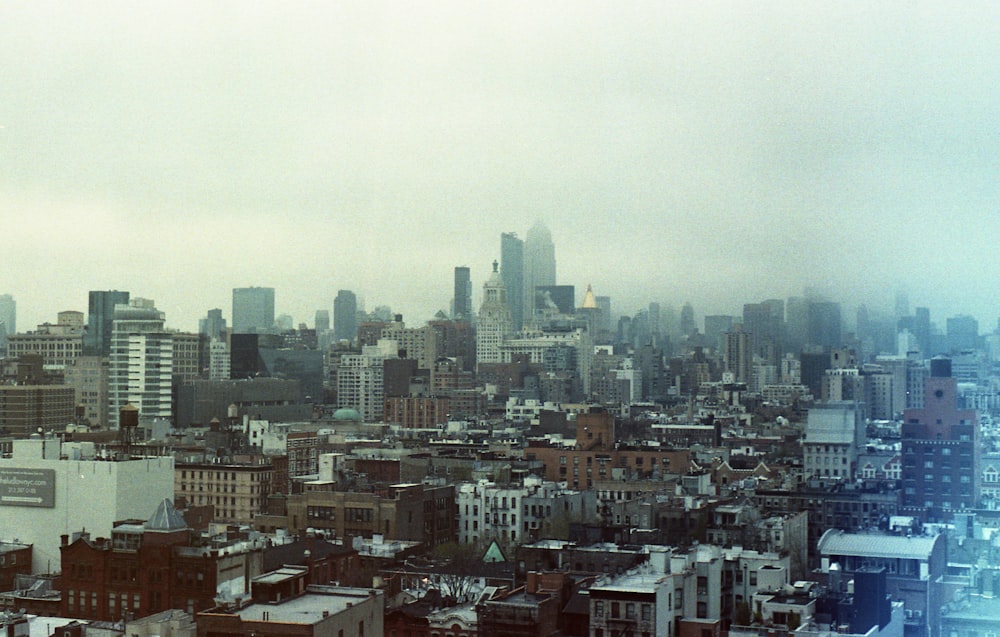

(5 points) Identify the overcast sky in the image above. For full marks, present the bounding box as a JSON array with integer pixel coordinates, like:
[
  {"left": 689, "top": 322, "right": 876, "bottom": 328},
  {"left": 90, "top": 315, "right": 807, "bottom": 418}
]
[{"left": 2, "top": 2, "right": 998, "bottom": 333}]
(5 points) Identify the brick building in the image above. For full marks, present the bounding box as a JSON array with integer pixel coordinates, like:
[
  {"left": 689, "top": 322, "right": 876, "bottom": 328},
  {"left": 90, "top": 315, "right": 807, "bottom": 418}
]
[{"left": 59, "top": 499, "right": 265, "bottom": 622}]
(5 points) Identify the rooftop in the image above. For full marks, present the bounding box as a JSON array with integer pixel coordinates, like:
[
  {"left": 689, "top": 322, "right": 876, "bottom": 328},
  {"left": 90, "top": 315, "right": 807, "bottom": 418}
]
[
  {"left": 818, "top": 529, "right": 940, "bottom": 561},
  {"left": 234, "top": 587, "right": 378, "bottom": 624}
]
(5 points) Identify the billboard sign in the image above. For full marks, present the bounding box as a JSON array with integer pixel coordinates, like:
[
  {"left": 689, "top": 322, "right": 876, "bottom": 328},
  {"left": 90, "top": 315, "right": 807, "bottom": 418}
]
[{"left": 0, "top": 468, "right": 56, "bottom": 507}]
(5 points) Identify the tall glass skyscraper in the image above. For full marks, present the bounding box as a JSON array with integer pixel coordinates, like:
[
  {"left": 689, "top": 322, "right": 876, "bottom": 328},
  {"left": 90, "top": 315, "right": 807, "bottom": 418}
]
[
  {"left": 333, "top": 289, "right": 358, "bottom": 342},
  {"left": 500, "top": 232, "right": 524, "bottom": 331},
  {"left": 524, "top": 221, "right": 556, "bottom": 324},
  {"left": 453, "top": 266, "right": 472, "bottom": 321},
  {"left": 84, "top": 290, "right": 130, "bottom": 356},
  {"left": 232, "top": 287, "right": 275, "bottom": 334}
]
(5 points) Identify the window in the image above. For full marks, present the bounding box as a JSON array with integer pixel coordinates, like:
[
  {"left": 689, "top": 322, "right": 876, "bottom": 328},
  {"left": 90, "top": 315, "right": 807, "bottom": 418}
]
[
  {"left": 626, "top": 603, "right": 635, "bottom": 619},
  {"left": 595, "top": 601, "right": 604, "bottom": 617},
  {"left": 611, "top": 602, "right": 620, "bottom": 618},
  {"left": 641, "top": 604, "right": 651, "bottom": 621}
]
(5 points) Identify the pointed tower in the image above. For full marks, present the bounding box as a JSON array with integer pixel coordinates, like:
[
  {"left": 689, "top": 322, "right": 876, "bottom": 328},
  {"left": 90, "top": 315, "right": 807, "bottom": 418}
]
[{"left": 476, "top": 260, "right": 513, "bottom": 370}]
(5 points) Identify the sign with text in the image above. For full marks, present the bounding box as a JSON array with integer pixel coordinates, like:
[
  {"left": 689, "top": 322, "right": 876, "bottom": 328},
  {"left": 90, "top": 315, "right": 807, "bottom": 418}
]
[{"left": 0, "top": 468, "right": 56, "bottom": 507}]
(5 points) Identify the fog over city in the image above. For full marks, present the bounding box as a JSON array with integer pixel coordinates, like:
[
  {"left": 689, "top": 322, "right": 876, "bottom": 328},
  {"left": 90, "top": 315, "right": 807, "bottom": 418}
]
[{"left": 2, "top": 2, "right": 998, "bottom": 329}]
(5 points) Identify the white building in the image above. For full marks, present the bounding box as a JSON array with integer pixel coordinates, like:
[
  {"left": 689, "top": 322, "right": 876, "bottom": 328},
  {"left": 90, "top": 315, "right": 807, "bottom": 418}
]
[
  {"left": 475, "top": 261, "right": 513, "bottom": 369},
  {"left": 0, "top": 436, "right": 174, "bottom": 573},
  {"left": 336, "top": 345, "right": 393, "bottom": 422},
  {"left": 802, "top": 401, "right": 865, "bottom": 481},
  {"left": 209, "top": 339, "right": 230, "bottom": 380},
  {"left": 108, "top": 298, "right": 174, "bottom": 425},
  {"left": 456, "top": 475, "right": 593, "bottom": 546}
]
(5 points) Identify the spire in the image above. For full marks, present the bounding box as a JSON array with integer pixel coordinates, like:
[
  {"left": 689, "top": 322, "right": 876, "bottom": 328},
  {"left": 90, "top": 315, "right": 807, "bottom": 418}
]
[{"left": 582, "top": 284, "right": 598, "bottom": 309}]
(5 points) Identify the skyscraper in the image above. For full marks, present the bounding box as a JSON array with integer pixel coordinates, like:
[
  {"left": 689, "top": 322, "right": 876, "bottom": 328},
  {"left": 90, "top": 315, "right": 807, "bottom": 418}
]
[
  {"left": 807, "top": 300, "right": 842, "bottom": 349},
  {"left": 453, "top": 266, "right": 472, "bottom": 321},
  {"left": 84, "top": 290, "right": 130, "bottom": 356},
  {"left": 199, "top": 308, "right": 227, "bottom": 341},
  {"left": 523, "top": 221, "right": 556, "bottom": 323},
  {"left": 500, "top": 232, "right": 524, "bottom": 330},
  {"left": 108, "top": 298, "right": 173, "bottom": 425},
  {"left": 476, "top": 261, "right": 513, "bottom": 369},
  {"left": 0, "top": 294, "right": 15, "bottom": 336},
  {"left": 315, "top": 310, "right": 330, "bottom": 333},
  {"left": 901, "top": 356, "right": 980, "bottom": 520},
  {"left": 333, "top": 290, "right": 358, "bottom": 342},
  {"left": 232, "top": 287, "right": 275, "bottom": 334}
]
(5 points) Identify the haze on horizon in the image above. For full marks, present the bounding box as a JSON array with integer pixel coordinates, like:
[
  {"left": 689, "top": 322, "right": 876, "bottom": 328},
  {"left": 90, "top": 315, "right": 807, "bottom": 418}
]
[{"left": 2, "top": 2, "right": 998, "bottom": 333}]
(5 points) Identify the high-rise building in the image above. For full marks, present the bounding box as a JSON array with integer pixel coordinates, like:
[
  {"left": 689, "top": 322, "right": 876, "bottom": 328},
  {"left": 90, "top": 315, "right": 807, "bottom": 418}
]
[
  {"left": 476, "top": 261, "right": 513, "bottom": 369},
  {"left": 232, "top": 287, "right": 275, "bottom": 334},
  {"left": 743, "top": 301, "right": 783, "bottom": 365},
  {"left": 500, "top": 233, "right": 524, "bottom": 331},
  {"left": 679, "top": 302, "right": 696, "bottom": 337},
  {"left": 0, "top": 294, "right": 15, "bottom": 337},
  {"left": 807, "top": 300, "right": 842, "bottom": 349},
  {"left": 453, "top": 266, "right": 472, "bottom": 321},
  {"left": 107, "top": 299, "right": 173, "bottom": 425},
  {"left": 198, "top": 308, "right": 227, "bottom": 341},
  {"left": 333, "top": 290, "right": 358, "bottom": 342},
  {"left": 724, "top": 325, "right": 751, "bottom": 383},
  {"left": 84, "top": 290, "right": 129, "bottom": 356},
  {"left": 314, "top": 310, "right": 330, "bottom": 333},
  {"left": 946, "top": 314, "right": 979, "bottom": 353},
  {"left": 901, "top": 356, "right": 980, "bottom": 521},
  {"left": 523, "top": 221, "right": 556, "bottom": 323}
]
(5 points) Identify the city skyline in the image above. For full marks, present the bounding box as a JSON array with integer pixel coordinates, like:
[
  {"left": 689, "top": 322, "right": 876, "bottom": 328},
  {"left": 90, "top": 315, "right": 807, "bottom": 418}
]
[{"left": 3, "top": 3, "right": 999, "bottom": 330}]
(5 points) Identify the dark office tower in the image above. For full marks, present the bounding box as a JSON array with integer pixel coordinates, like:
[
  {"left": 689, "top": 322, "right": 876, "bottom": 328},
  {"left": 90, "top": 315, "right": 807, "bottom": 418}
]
[
  {"left": 901, "top": 356, "right": 979, "bottom": 521},
  {"left": 743, "top": 302, "right": 783, "bottom": 365},
  {"left": 704, "top": 315, "right": 734, "bottom": 353},
  {"left": 524, "top": 221, "right": 556, "bottom": 322},
  {"left": 946, "top": 314, "right": 979, "bottom": 353},
  {"left": 894, "top": 290, "right": 910, "bottom": 319},
  {"left": 785, "top": 296, "right": 808, "bottom": 353},
  {"left": 807, "top": 300, "right": 842, "bottom": 348},
  {"left": 648, "top": 303, "right": 661, "bottom": 340},
  {"left": 199, "top": 308, "right": 227, "bottom": 340},
  {"left": 314, "top": 310, "right": 330, "bottom": 333},
  {"left": 0, "top": 294, "right": 15, "bottom": 336},
  {"left": 914, "top": 307, "right": 931, "bottom": 355},
  {"left": 84, "top": 290, "right": 130, "bottom": 356},
  {"left": 230, "top": 333, "right": 262, "bottom": 379},
  {"left": 724, "top": 325, "right": 751, "bottom": 383},
  {"left": 500, "top": 232, "right": 524, "bottom": 330},
  {"left": 333, "top": 290, "right": 358, "bottom": 342},
  {"left": 679, "top": 302, "right": 696, "bottom": 337},
  {"left": 453, "top": 266, "right": 472, "bottom": 320},
  {"left": 232, "top": 287, "right": 275, "bottom": 334}
]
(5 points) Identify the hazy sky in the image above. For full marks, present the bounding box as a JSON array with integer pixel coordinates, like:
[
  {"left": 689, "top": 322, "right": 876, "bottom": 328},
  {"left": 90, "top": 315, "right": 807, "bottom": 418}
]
[{"left": 3, "top": 2, "right": 998, "bottom": 333}]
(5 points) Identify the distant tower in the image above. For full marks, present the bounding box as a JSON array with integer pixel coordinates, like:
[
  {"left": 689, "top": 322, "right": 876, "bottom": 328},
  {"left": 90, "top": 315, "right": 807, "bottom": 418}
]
[
  {"left": 680, "top": 302, "right": 696, "bottom": 337},
  {"left": 724, "top": 324, "right": 751, "bottom": 383},
  {"left": 476, "top": 261, "right": 513, "bottom": 370},
  {"left": 807, "top": 300, "right": 842, "bottom": 349},
  {"left": 232, "top": 287, "right": 275, "bottom": 334},
  {"left": 524, "top": 221, "right": 556, "bottom": 324},
  {"left": 0, "top": 294, "right": 15, "bottom": 336},
  {"left": 84, "top": 290, "right": 130, "bottom": 356},
  {"left": 315, "top": 310, "right": 330, "bottom": 333},
  {"left": 500, "top": 232, "right": 524, "bottom": 331},
  {"left": 199, "top": 308, "right": 227, "bottom": 341},
  {"left": 453, "top": 266, "right": 472, "bottom": 321},
  {"left": 333, "top": 290, "right": 358, "bottom": 342}
]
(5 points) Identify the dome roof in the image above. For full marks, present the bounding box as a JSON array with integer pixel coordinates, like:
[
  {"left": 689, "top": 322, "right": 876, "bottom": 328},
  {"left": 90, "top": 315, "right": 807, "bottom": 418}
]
[{"left": 332, "top": 408, "right": 362, "bottom": 422}]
